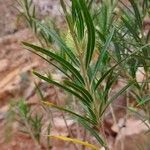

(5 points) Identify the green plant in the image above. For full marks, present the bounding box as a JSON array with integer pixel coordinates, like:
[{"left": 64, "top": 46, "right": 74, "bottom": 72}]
[
  {"left": 17, "top": 0, "right": 58, "bottom": 48},
  {"left": 5, "top": 99, "right": 47, "bottom": 149},
  {"left": 19, "top": 0, "right": 149, "bottom": 149},
  {"left": 18, "top": 100, "right": 43, "bottom": 143},
  {"left": 110, "top": 0, "right": 150, "bottom": 127}
]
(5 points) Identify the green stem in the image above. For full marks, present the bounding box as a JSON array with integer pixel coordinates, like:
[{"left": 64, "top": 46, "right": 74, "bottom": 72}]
[
  {"left": 60, "top": 0, "right": 91, "bottom": 92},
  {"left": 60, "top": 0, "right": 106, "bottom": 146}
]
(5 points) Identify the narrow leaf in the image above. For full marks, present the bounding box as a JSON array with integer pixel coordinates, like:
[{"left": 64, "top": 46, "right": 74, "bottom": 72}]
[
  {"left": 48, "top": 135, "right": 99, "bottom": 150},
  {"left": 64, "top": 80, "right": 93, "bottom": 103},
  {"left": 33, "top": 19, "right": 80, "bottom": 66},
  {"left": 100, "top": 81, "right": 134, "bottom": 116},
  {"left": 73, "top": 0, "right": 85, "bottom": 40},
  {"left": 34, "top": 72, "right": 89, "bottom": 106},
  {"left": 137, "top": 95, "right": 150, "bottom": 106},
  {"left": 121, "top": 16, "right": 140, "bottom": 42},
  {"left": 129, "top": 0, "right": 142, "bottom": 28},
  {"left": 42, "top": 101, "right": 95, "bottom": 125},
  {"left": 91, "top": 27, "right": 115, "bottom": 84},
  {"left": 28, "top": 48, "right": 72, "bottom": 79},
  {"left": 78, "top": 118, "right": 105, "bottom": 146},
  {"left": 23, "top": 42, "right": 84, "bottom": 84},
  {"left": 79, "top": 0, "right": 95, "bottom": 68}
]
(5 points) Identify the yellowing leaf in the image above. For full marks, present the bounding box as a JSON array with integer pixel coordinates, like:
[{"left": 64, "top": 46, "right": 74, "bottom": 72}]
[
  {"left": 42, "top": 101, "right": 54, "bottom": 107},
  {"left": 48, "top": 135, "right": 99, "bottom": 150},
  {"left": 65, "top": 30, "right": 75, "bottom": 51}
]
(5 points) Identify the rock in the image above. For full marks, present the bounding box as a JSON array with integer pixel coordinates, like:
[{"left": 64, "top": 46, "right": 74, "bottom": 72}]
[
  {"left": 113, "top": 118, "right": 150, "bottom": 150},
  {"left": 33, "top": 0, "right": 63, "bottom": 22},
  {"left": 0, "top": 59, "right": 9, "bottom": 72}
]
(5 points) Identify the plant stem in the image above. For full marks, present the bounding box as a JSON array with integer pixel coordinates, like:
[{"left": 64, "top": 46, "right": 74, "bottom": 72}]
[
  {"left": 60, "top": 0, "right": 91, "bottom": 91},
  {"left": 60, "top": 2, "right": 106, "bottom": 143},
  {"left": 60, "top": 0, "right": 102, "bottom": 128},
  {"left": 22, "top": 116, "right": 42, "bottom": 149}
]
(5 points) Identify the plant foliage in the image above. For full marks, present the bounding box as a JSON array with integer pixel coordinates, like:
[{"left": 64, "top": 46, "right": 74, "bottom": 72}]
[{"left": 19, "top": 0, "right": 150, "bottom": 149}]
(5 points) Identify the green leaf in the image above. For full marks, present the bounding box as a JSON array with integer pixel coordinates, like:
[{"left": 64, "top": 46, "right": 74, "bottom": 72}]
[
  {"left": 113, "top": 41, "right": 122, "bottom": 61},
  {"left": 129, "top": 0, "right": 142, "bottom": 29},
  {"left": 42, "top": 101, "right": 95, "bottom": 125},
  {"left": 137, "top": 95, "right": 150, "bottom": 106},
  {"left": 109, "top": 82, "right": 133, "bottom": 103},
  {"left": 96, "top": 30, "right": 106, "bottom": 43},
  {"left": 64, "top": 80, "right": 93, "bottom": 103},
  {"left": 94, "top": 43, "right": 144, "bottom": 90},
  {"left": 34, "top": 82, "right": 45, "bottom": 101},
  {"left": 128, "top": 58, "right": 138, "bottom": 78},
  {"left": 23, "top": 42, "right": 84, "bottom": 84},
  {"left": 94, "top": 68, "right": 113, "bottom": 90},
  {"left": 121, "top": 16, "right": 140, "bottom": 42},
  {"left": 28, "top": 48, "right": 72, "bottom": 80},
  {"left": 78, "top": 118, "right": 105, "bottom": 146},
  {"left": 91, "top": 27, "right": 115, "bottom": 84},
  {"left": 33, "top": 19, "right": 80, "bottom": 66},
  {"left": 63, "top": 80, "right": 97, "bottom": 124},
  {"left": 71, "top": 1, "right": 77, "bottom": 23},
  {"left": 98, "top": 3, "right": 108, "bottom": 34},
  {"left": 103, "top": 72, "right": 118, "bottom": 101},
  {"left": 79, "top": 0, "right": 95, "bottom": 68},
  {"left": 72, "top": 0, "right": 84, "bottom": 40},
  {"left": 34, "top": 72, "right": 98, "bottom": 123},
  {"left": 33, "top": 72, "right": 89, "bottom": 107},
  {"left": 100, "top": 81, "right": 134, "bottom": 116},
  {"left": 18, "top": 99, "right": 29, "bottom": 118}
]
